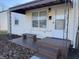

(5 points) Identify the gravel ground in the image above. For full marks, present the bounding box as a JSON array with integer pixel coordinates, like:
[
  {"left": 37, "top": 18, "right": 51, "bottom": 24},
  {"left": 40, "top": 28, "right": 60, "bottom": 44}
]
[
  {"left": 0, "top": 34, "right": 35, "bottom": 59},
  {"left": 0, "top": 40, "right": 35, "bottom": 59}
]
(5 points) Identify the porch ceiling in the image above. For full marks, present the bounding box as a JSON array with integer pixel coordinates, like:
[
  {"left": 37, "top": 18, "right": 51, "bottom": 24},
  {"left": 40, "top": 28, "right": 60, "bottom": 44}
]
[{"left": 9, "top": 0, "right": 71, "bottom": 14}]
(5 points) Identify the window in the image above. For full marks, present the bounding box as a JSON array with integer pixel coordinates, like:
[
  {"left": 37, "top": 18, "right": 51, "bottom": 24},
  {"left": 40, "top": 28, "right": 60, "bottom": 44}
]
[
  {"left": 39, "top": 20, "right": 46, "bottom": 28},
  {"left": 15, "top": 19, "right": 19, "bottom": 25},
  {"left": 32, "top": 12, "right": 38, "bottom": 27},
  {"left": 32, "top": 20, "right": 38, "bottom": 27},
  {"left": 32, "top": 11, "right": 47, "bottom": 28},
  {"left": 39, "top": 11, "right": 47, "bottom": 28},
  {"left": 55, "top": 20, "right": 65, "bottom": 30}
]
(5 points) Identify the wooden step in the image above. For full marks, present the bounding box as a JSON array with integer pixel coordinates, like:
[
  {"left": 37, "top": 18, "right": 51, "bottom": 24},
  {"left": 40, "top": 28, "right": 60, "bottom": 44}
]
[
  {"left": 30, "top": 53, "right": 54, "bottom": 59},
  {"left": 38, "top": 47, "right": 60, "bottom": 59},
  {"left": 36, "top": 40, "right": 57, "bottom": 49},
  {"left": 36, "top": 38, "right": 71, "bottom": 59}
]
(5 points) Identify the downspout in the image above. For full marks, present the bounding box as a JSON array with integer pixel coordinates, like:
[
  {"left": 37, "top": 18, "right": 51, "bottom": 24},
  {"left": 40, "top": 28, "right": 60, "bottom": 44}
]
[{"left": 64, "top": 0, "right": 70, "bottom": 59}]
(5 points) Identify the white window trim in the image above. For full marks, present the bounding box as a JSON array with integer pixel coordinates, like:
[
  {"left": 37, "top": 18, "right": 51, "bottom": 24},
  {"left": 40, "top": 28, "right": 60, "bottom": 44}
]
[
  {"left": 32, "top": 10, "right": 48, "bottom": 30},
  {"left": 55, "top": 19, "right": 65, "bottom": 30}
]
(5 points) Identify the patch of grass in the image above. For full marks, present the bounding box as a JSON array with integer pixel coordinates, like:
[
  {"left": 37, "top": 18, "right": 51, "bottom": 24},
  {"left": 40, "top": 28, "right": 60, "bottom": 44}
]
[
  {"left": 0, "top": 31, "right": 8, "bottom": 40},
  {"left": 0, "top": 31, "right": 8, "bottom": 35}
]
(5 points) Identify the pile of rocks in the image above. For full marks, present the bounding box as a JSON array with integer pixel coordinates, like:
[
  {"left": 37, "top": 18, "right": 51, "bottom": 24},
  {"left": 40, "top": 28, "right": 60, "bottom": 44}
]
[{"left": 0, "top": 40, "right": 34, "bottom": 59}]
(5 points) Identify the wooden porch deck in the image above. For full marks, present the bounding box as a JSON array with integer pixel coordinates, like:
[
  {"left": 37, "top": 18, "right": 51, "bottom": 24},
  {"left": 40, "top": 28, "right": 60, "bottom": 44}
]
[
  {"left": 9, "top": 37, "right": 39, "bottom": 52},
  {"left": 9, "top": 37, "right": 71, "bottom": 59}
]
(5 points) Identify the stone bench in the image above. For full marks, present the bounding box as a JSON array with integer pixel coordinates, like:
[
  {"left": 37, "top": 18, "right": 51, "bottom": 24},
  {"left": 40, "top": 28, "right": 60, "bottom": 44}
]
[{"left": 22, "top": 33, "right": 37, "bottom": 42}]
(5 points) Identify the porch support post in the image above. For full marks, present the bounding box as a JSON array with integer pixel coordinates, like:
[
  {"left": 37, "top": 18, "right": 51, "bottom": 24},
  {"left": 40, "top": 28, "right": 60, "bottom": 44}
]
[
  {"left": 8, "top": 10, "right": 12, "bottom": 40},
  {"left": 73, "top": 0, "right": 78, "bottom": 48}
]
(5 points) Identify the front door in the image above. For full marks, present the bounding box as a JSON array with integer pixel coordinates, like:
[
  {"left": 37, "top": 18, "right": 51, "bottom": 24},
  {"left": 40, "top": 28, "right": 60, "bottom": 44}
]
[{"left": 52, "top": 9, "right": 65, "bottom": 38}]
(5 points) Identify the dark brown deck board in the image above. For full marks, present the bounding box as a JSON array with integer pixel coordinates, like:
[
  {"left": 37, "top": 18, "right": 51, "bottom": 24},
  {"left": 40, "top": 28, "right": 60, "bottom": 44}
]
[{"left": 10, "top": 37, "right": 38, "bottom": 52}]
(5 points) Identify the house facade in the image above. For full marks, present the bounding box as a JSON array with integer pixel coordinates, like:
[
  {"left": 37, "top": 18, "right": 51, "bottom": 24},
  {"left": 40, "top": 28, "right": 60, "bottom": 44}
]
[
  {"left": 8, "top": 0, "right": 78, "bottom": 48},
  {"left": 0, "top": 11, "right": 8, "bottom": 32},
  {"left": 0, "top": 11, "right": 26, "bottom": 33}
]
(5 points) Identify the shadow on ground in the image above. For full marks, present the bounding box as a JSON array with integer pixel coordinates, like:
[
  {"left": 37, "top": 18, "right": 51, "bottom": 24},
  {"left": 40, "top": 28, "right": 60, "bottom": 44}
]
[{"left": 67, "top": 48, "right": 79, "bottom": 59}]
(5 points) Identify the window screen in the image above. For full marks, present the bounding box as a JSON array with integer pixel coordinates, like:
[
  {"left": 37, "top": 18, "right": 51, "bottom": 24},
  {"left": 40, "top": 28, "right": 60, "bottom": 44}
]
[{"left": 55, "top": 20, "right": 65, "bottom": 30}]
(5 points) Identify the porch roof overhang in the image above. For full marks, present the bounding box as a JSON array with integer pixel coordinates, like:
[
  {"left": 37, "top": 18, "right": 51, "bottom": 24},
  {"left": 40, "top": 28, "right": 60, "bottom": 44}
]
[{"left": 9, "top": 0, "right": 72, "bottom": 14}]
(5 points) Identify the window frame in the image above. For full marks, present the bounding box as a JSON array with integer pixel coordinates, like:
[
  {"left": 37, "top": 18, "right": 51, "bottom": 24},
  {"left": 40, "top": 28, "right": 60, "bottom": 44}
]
[
  {"left": 15, "top": 19, "right": 19, "bottom": 25},
  {"left": 55, "top": 19, "right": 65, "bottom": 30},
  {"left": 32, "top": 12, "right": 39, "bottom": 27},
  {"left": 32, "top": 10, "right": 47, "bottom": 28}
]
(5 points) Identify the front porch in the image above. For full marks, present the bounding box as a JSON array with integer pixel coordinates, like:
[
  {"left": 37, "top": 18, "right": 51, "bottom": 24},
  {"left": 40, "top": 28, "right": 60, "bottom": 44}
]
[
  {"left": 7, "top": 0, "right": 75, "bottom": 59},
  {"left": 9, "top": 33, "right": 71, "bottom": 59}
]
